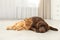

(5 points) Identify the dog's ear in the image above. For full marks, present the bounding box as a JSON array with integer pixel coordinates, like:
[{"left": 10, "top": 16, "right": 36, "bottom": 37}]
[{"left": 49, "top": 26, "right": 58, "bottom": 31}]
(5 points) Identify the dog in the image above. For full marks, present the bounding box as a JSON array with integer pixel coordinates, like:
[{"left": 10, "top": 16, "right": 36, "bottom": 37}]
[
  {"left": 6, "top": 17, "right": 58, "bottom": 33},
  {"left": 29, "top": 17, "right": 58, "bottom": 33}
]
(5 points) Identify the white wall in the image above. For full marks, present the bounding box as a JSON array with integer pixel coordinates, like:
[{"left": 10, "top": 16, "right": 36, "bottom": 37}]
[
  {"left": 16, "top": 0, "right": 40, "bottom": 19},
  {"left": 16, "top": 0, "right": 39, "bottom": 7},
  {"left": 0, "top": 0, "right": 16, "bottom": 19},
  {"left": 0, "top": 0, "right": 39, "bottom": 19},
  {"left": 51, "top": 0, "right": 60, "bottom": 20}
]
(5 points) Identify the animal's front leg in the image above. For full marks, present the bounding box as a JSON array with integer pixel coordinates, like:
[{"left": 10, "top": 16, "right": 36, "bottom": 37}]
[
  {"left": 29, "top": 27, "right": 36, "bottom": 32},
  {"left": 49, "top": 26, "right": 58, "bottom": 31},
  {"left": 6, "top": 26, "right": 15, "bottom": 30}
]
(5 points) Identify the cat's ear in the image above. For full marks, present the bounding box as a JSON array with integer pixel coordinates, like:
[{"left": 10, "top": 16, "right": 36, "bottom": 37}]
[
  {"left": 24, "top": 18, "right": 28, "bottom": 21},
  {"left": 24, "top": 18, "right": 30, "bottom": 21},
  {"left": 49, "top": 26, "right": 58, "bottom": 31}
]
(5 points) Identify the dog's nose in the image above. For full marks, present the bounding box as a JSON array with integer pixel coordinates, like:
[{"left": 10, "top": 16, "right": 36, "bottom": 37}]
[
  {"left": 38, "top": 27, "right": 46, "bottom": 33},
  {"left": 36, "top": 30, "right": 46, "bottom": 33},
  {"left": 39, "top": 30, "right": 46, "bottom": 33},
  {"left": 36, "top": 31, "right": 46, "bottom": 33}
]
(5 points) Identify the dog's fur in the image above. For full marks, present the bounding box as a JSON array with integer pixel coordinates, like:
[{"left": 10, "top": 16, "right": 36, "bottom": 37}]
[
  {"left": 7, "top": 17, "right": 58, "bottom": 33},
  {"left": 29, "top": 17, "right": 58, "bottom": 33}
]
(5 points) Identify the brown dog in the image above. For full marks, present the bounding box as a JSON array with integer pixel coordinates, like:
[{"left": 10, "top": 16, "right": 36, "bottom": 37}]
[
  {"left": 7, "top": 17, "right": 58, "bottom": 33},
  {"left": 29, "top": 17, "right": 58, "bottom": 33}
]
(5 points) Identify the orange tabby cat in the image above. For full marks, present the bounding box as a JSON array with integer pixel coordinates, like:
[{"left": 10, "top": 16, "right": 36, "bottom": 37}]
[{"left": 7, "top": 18, "right": 33, "bottom": 31}]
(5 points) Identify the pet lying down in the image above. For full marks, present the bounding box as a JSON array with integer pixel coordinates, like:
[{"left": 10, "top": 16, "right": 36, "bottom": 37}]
[{"left": 6, "top": 17, "right": 58, "bottom": 33}]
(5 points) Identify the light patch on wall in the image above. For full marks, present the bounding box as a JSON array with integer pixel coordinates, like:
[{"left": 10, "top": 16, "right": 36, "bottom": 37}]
[
  {"left": 16, "top": 0, "right": 40, "bottom": 7},
  {"left": 27, "top": 0, "right": 40, "bottom": 7},
  {"left": 51, "top": 0, "right": 60, "bottom": 20}
]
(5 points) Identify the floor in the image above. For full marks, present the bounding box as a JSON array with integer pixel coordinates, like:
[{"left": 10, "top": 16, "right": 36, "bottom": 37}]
[{"left": 0, "top": 19, "right": 60, "bottom": 40}]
